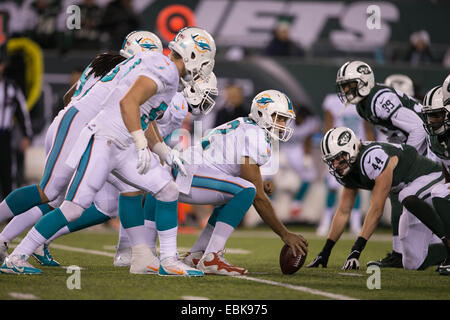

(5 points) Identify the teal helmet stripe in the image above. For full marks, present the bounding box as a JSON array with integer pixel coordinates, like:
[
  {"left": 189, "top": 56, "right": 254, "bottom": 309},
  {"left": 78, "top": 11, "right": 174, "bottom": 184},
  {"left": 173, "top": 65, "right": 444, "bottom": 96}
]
[{"left": 284, "top": 94, "right": 294, "bottom": 112}]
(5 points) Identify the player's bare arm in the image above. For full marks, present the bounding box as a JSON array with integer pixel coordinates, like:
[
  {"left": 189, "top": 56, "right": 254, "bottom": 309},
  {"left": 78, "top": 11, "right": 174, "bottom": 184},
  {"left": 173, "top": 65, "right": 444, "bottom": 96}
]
[
  {"left": 240, "top": 156, "right": 308, "bottom": 256},
  {"left": 327, "top": 186, "right": 358, "bottom": 242},
  {"left": 63, "top": 83, "right": 77, "bottom": 107}
]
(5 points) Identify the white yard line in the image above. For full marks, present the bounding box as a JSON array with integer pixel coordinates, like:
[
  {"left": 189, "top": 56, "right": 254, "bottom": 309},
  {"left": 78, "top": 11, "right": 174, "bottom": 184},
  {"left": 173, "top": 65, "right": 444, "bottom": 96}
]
[
  {"left": 30, "top": 242, "right": 358, "bottom": 301},
  {"left": 232, "top": 275, "right": 358, "bottom": 300},
  {"left": 182, "top": 295, "right": 210, "bottom": 300},
  {"left": 9, "top": 292, "right": 39, "bottom": 300}
]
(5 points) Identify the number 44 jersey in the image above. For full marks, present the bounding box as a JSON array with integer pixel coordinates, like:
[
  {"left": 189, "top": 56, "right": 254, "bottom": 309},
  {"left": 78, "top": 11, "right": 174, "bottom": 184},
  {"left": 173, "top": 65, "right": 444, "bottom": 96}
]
[{"left": 336, "top": 142, "right": 442, "bottom": 192}]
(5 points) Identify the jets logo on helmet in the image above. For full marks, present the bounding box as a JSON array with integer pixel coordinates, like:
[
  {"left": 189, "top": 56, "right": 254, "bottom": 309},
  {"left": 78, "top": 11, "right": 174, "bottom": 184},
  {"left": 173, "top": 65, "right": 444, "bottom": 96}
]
[
  {"left": 422, "top": 85, "right": 450, "bottom": 136},
  {"left": 256, "top": 94, "right": 274, "bottom": 109},
  {"left": 191, "top": 34, "right": 212, "bottom": 53},
  {"left": 356, "top": 65, "right": 371, "bottom": 75},
  {"left": 337, "top": 131, "right": 352, "bottom": 146}
]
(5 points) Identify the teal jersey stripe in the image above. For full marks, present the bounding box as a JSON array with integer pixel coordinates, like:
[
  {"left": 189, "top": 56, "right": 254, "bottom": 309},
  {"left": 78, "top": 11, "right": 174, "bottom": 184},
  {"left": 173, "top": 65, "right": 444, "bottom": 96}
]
[
  {"left": 191, "top": 175, "right": 245, "bottom": 195},
  {"left": 65, "top": 137, "right": 95, "bottom": 201},
  {"left": 40, "top": 107, "right": 79, "bottom": 190}
]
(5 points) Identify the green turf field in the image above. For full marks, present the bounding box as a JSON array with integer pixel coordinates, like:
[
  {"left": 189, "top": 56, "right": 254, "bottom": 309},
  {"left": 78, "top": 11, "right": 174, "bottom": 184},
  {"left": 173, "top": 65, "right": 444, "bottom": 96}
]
[{"left": 1, "top": 226, "right": 449, "bottom": 300}]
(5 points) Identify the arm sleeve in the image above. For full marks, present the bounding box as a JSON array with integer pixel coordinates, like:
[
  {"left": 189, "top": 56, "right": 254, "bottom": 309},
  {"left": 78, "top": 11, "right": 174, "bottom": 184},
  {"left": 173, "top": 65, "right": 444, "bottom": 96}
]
[
  {"left": 390, "top": 107, "right": 427, "bottom": 153},
  {"left": 242, "top": 129, "right": 272, "bottom": 167},
  {"left": 11, "top": 83, "right": 33, "bottom": 138},
  {"left": 360, "top": 147, "right": 390, "bottom": 180},
  {"left": 371, "top": 91, "right": 403, "bottom": 120}
]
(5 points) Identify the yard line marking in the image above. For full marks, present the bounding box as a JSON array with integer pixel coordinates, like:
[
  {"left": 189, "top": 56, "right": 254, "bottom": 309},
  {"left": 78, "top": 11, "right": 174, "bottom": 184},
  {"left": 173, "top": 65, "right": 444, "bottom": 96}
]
[
  {"left": 48, "top": 243, "right": 115, "bottom": 257},
  {"left": 9, "top": 292, "right": 39, "bottom": 300},
  {"left": 102, "top": 245, "right": 251, "bottom": 255},
  {"left": 232, "top": 275, "right": 358, "bottom": 300},
  {"left": 34, "top": 243, "right": 357, "bottom": 300},
  {"left": 182, "top": 296, "right": 210, "bottom": 300},
  {"left": 338, "top": 272, "right": 363, "bottom": 277}
]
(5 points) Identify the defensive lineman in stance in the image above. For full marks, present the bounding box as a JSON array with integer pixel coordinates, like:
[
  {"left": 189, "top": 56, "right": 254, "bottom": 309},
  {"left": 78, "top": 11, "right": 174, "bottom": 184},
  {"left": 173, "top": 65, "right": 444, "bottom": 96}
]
[
  {"left": 307, "top": 127, "right": 450, "bottom": 274},
  {"left": 1, "top": 27, "right": 216, "bottom": 276},
  {"left": 334, "top": 61, "right": 429, "bottom": 268}
]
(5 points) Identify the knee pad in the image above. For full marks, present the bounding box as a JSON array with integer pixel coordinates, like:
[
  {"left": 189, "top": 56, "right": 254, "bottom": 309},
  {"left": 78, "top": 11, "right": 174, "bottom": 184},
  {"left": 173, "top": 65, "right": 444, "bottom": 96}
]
[
  {"left": 60, "top": 200, "right": 85, "bottom": 223},
  {"left": 154, "top": 181, "right": 179, "bottom": 202}
]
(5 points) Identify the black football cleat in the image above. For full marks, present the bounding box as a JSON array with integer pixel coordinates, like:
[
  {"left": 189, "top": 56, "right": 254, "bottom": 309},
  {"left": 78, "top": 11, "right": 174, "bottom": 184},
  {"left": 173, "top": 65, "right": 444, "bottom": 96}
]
[{"left": 367, "top": 251, "right": 403, "bottom": 268}]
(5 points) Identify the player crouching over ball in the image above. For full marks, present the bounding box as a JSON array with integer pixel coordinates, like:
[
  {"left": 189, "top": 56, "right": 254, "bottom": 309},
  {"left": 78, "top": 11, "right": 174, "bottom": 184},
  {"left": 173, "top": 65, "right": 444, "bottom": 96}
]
[{"left": 307, "top": 127, "right": 450, "bottom": 274}]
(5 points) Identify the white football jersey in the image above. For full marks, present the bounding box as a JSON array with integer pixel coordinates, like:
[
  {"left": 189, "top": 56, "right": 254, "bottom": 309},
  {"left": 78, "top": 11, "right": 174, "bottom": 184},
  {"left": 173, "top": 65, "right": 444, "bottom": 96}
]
[
  {"left": 91, "top": 51, "right": 179, "bottom": 148},
  {"left": 322, "top": 93, "right": 367, "bottom": 140},
  {"left": 157, "top": 92, "right": 189, "bottom": 142},
  {"left": 184, "top": 117, "right": 272, "bottom": 177},
  {"left": 70, "top": 65, "right": 101, "bottom": 105}
]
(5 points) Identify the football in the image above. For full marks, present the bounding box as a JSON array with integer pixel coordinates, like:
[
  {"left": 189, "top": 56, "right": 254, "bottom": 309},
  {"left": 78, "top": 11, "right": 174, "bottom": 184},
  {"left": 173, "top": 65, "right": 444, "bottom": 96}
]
[{"left": 279, "top": 244, "right": 307, "bottom": 275}]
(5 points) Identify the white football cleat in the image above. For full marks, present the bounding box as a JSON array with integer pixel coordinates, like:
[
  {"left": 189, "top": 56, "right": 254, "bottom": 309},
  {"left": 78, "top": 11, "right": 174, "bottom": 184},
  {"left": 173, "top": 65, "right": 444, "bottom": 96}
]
[
  {"left": 0, "top": 254, "right": 42, "bottom": 275},
  {"left": 182, "top": 251, "right": 204, "bottom": 268},
  {"left": 0, "top": 242, "right": 8, "bottom": 265},
  {"left": 114, "top": 247, "right": 131, "bottom": 267},
  {"left": 159, "top": 256, "right": 204, "bottom": 277},
  {"left": 129, "top": 244, "right": 159, "bottom": 274},
  {"left": 197, "top": 250, "right": 248, "bottom": 276}
]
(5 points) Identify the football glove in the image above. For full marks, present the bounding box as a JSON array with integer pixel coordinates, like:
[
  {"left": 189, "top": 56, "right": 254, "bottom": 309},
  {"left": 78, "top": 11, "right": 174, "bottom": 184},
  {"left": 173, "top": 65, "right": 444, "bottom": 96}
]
[
  {"left": 136, "top": 147, "right": 151, "bottom": 175},
  {"left": 164, "top": 149, "right": 188, "bottom": 176},
  {"left": 342, "top": 250, "right": 361, "bottom": 270},
  {"left": 306, "top": 252, "right": 329, "bottom": 268}
]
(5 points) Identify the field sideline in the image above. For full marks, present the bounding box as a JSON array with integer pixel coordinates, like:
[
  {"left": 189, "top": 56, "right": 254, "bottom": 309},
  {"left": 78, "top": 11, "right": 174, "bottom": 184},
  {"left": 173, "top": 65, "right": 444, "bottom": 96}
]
[{"left": 1, "top": 225, "right": 450, "bottom": 301}]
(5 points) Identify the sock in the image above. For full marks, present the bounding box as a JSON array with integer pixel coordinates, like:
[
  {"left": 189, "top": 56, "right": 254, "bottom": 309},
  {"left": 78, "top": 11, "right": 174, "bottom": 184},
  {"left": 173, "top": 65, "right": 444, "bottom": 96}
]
[
  {"left": 67, "top": 204, "right": 110, "bottom": 233},
  {"left": 214, "top": 188, "right": 256, "bottom": 229},
  {"left": 204, "top": 221, "right": 234, "bottom": 255},
  {"left": 155, "top": 200, "right": 178, "bottom": 260},
  {"left": 418, "top": 243, "right": 447, "bottom": 270},
  {"left": 390, "top": 192, "right": 402, "bottom": 237},
  {"left": 12, "top": 227, "right": 47, "bottom": 257},
  {"left": 119, "top": 194, "right": 146, "bottom": 246},
  {"left": 0, "top": 204, "right": 51, "bottom": 243},
  {"left": 432, "top": 197, "right": 450, "bottom": 238},
  {"left": 295, "top": 182, "right": 310, "bottom": 201},
  {"left": 191, "top": 223, "right": 215, "bottom": 252},
  {"left": 158, "top": 227, "right": 177, "bottom": 260},
  {"left": 143, "top": 193, "right": 157, "bottom": 248},
  {"left": 117, "top": 223, "right": 131, "bottom": 250},
  {"left": 1, "top": 185, "right": 43, "bottom": 222},
  {"left": 34, "top": 208, "right": 69, "bottom": 241}
]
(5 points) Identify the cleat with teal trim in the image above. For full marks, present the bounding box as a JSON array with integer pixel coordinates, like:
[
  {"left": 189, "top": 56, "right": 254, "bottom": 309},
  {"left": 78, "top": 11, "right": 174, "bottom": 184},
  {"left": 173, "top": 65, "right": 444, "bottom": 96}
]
[
  {"left": 32, "top": 244, "right": 60, "bottom": 267},
  {"left": 0, "top": 255, "right": 42, "bottom": 275},
  {"left": 159, "top": 256, "right": 204, "bottom": 277}
]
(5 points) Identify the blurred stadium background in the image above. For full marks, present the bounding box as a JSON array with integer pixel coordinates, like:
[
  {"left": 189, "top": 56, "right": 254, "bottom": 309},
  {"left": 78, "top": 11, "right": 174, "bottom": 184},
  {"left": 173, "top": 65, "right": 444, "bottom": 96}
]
[{"left": 0, "top": 0, "right": 449, "bottom": 232}]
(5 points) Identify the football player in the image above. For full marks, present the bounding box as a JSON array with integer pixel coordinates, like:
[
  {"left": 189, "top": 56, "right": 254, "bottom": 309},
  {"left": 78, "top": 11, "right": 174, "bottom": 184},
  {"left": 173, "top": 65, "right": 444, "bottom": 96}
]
[
  {"left": 334, "top": 61, "right": 428, "bottom": 268},
  {"left": 0, "top": 27, "right": 216, "bottom": 276},
  {"left": 307, "top": 127, "right": 450, "bottom": 274},
  {"left": 0, "top": 30, "right": 162, "bottom": 266},
  {"left": 421, "top": 82, "right": 450, "bottom": 275},
  {"left": 318, "top": 92, "right": 376, "bottom": 236}
]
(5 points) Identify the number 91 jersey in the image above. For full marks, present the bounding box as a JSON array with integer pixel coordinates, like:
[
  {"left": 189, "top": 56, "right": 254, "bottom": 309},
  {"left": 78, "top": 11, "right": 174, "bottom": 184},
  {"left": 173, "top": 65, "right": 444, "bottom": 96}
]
[{"left": 187, "top": 117, "right": 272, "bottom": 176}]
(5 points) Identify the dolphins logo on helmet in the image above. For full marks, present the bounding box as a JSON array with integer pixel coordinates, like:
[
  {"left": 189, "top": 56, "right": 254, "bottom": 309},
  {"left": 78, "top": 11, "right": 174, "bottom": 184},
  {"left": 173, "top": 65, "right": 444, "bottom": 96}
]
[
  {"left": 256, "top": 94, "right": 275, "bottom": 109},
  {"left": 191, "top": 34, "right": 212, "bottom": 53}
]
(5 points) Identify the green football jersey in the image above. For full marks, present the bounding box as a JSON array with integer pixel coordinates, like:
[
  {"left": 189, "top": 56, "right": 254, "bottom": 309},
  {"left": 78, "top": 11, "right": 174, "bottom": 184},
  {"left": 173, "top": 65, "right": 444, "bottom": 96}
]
[{"left": 337, "top": 141, "right": 442, "bottom": 191}]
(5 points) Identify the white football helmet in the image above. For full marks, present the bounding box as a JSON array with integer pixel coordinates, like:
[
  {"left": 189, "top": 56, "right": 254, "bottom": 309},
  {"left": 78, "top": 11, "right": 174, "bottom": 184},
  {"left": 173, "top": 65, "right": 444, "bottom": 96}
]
[
  {"left": 336, "top": 61, "right": 375, "bottom": 105},
  {"left": 183, "top": 72, "right": 218, "bottom": 115},
  {"left": 248, "top": 89, "right": 296, "bottom": 142},
  {"left": 443, "top": 74, "right": 450, "bottom": 106},
  {"left": 384, "top": 74, "right": 415, "bottom": 97},
  {"left": 120, "top": 30, "right": 163, "bottom": 58},
  {"left": 321, "top": 127, "right": 360, "bottom": 178},
  {"left": 422, "top": 85, "right": 450, "bottom": 136},
  {"left": 169, "top": 27, "right": 216, "bottom": 80}
]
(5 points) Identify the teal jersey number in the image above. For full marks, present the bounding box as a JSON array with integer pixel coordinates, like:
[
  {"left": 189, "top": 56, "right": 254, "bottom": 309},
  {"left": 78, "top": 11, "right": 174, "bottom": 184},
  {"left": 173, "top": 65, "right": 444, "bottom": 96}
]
[
  {"left": 73, "top": 64, "right": 92, "bottom": 98},
  {"left": 140, "top": 102, "right": 168, "bottom": 130},
  {"left": 201, "top": 119, "right": 241, "bottom": 150},
  {"left": 101, "top": 56, "right": 137, "bottom": 82}
]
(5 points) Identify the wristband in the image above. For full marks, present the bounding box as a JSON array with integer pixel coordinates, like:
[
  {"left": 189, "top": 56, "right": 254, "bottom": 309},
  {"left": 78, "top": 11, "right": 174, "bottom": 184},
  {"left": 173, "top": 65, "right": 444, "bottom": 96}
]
[
  {"left": 351, "top": 236, "right": 367, "bottom": 253},
  {"left": 152, "top": 141, "right": 170, "bottom": 159},
  {"left": 131, "top": 129, "right": 147, "bottom": 150}
]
